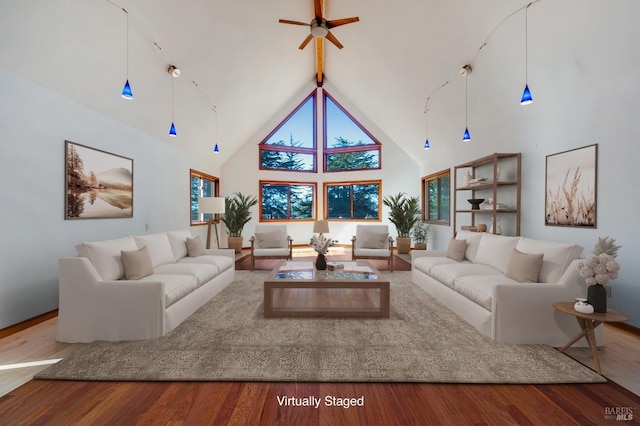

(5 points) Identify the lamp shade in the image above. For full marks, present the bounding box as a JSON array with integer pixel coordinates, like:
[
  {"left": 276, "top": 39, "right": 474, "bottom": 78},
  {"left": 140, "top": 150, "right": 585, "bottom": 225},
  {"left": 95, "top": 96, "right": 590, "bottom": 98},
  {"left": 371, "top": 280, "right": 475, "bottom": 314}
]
[
  {"left": 198, "top": 196, "right": 225, "bottom": 215},
  {"left": 313, "top": 220, "right": 329, "bottom": 234}
]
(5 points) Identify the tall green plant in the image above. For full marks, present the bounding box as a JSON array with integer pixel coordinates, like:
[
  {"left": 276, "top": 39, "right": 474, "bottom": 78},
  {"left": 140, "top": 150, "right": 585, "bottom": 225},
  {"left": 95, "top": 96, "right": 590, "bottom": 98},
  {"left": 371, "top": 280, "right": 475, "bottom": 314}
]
[
  {"left": 382, "top": 192, "right": 421, "bottom": 238},
  {"left": 220, "top": 192, "right": 258, "bottom": 237}
]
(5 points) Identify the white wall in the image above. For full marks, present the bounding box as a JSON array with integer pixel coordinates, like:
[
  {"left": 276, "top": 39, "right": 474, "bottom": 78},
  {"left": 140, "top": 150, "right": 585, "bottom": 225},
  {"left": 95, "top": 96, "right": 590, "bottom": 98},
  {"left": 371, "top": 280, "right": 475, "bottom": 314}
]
[
  {"left": 420, "top": 0, "right": 640, "bottom": 326},
  {"left": 221, "top": 80, "right": 421, "bottom": 248},
  {"left": 0, "top": 69, "right": 218, "bottom": 329}
]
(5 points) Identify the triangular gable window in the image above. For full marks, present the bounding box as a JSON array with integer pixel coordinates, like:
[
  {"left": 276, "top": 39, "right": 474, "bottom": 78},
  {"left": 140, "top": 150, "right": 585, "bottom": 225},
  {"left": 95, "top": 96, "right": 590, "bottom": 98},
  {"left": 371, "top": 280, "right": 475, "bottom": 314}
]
[
  {"left": 260, "top": 91, "right": 316, "bottom": 172},
  {"left": 323, "top": 91, "right": 381, "bottom": 172}
]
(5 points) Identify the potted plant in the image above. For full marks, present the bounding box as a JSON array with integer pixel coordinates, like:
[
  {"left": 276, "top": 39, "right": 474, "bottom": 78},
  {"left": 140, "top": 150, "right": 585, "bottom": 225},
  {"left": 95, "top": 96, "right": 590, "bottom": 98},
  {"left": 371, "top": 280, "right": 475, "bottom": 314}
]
[
  {"left": 220, "top": 192, "right": 258, "bottom": 253},
  {"left": 412, "top": 222, "right": 431, "bottom": 250},
  {"left": 382, "top": 192, "right": 421, "bottom": 254}
]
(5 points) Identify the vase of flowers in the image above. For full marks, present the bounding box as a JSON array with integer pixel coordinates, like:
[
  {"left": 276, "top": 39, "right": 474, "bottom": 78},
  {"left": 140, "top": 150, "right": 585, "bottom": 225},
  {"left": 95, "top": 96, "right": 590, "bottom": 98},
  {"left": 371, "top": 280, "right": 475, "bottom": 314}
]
[
  {"left": 310, "top": 234, "right": 335, "bottom": 270},
  {"left": 576, "top": 253, "right": 620, "bottom": 313}
]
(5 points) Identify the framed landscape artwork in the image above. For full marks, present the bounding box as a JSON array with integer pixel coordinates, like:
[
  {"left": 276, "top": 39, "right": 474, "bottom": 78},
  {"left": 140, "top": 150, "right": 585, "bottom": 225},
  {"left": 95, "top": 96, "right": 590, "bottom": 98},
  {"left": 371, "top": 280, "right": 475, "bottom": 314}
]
[
  {"left": 65, "top": 140, "right": 133, "bottom": 219},
  {"left": 545, "top": 144, "right": 597, "bottom": 228}
]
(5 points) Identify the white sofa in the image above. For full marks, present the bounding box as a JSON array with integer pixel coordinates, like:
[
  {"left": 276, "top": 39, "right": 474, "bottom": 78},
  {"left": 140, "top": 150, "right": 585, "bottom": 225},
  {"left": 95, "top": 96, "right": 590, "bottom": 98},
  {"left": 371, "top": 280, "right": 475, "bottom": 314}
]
[
  {"left": 412, "top": 230, "right": 598, "bottom": 347},
  {"left": 57, "top": 230, "right": 235, "bottom": 343}
]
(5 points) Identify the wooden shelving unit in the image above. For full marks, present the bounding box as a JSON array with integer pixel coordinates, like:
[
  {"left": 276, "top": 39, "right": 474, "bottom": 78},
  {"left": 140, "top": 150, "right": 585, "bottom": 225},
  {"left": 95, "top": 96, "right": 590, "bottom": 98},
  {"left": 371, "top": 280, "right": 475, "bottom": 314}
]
[{"left": 453, "top": 153, "right": 521, "bottom": 236}]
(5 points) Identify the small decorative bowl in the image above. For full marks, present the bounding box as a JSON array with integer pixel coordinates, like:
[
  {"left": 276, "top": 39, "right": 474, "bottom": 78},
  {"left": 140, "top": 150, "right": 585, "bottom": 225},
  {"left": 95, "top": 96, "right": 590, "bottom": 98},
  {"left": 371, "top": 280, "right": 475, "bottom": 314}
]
[{"left": 467, "top": 199, "right": 485, "bottom": 210}]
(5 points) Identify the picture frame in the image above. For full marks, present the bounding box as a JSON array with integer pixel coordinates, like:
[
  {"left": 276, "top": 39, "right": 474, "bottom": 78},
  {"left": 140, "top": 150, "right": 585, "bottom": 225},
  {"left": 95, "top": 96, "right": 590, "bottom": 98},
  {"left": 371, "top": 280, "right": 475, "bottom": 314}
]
[
  {"left": 545, "top": 144, "right": 597, "bottom": 228},
  {"left": 65, "top": 140, "right": 133, "bottom": 219}
]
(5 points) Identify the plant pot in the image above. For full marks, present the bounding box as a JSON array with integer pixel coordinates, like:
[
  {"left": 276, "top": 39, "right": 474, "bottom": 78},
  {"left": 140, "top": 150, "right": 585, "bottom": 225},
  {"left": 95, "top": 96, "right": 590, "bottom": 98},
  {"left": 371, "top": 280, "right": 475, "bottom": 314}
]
[
  {"left": 396, "top": 237, "right": 411, "bottom": 254},
  {"left": 315, "top": 253, "right": 327, "bottom": 270},
  {"left": 227, "top": 236, "right": 243, "bottom": 254},
  {"left": 414, "top": 242, "right": 427, "bottom": 250},
  {"left": 587, "top": 284, "right": 607, "bottom": 313}
]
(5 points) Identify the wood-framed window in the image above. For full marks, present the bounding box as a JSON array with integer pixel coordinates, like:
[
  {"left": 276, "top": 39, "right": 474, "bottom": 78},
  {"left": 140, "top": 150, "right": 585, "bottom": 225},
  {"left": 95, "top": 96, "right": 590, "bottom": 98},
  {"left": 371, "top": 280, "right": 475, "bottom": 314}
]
[
  {"left": 323, "top": 91, "right": 381, "bottom": 172},
  {"left": 259, "top": 180, "right": 316, "bottom": 221},
  {"left": 324, "top": 180, "right": 381, "bottom": 220},
  {"left": 421, "top": 169, "right": 450, "bottom": 225},
  {"left": 190, "top": 169, "right": 220, "bottom": 226},
  {"left": 259, "top": 91, "right": 317, "bottom": 172}
]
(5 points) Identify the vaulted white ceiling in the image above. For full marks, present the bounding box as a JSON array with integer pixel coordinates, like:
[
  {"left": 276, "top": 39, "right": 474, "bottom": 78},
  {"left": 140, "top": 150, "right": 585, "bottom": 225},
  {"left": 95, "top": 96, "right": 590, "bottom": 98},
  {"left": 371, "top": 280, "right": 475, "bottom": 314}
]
[{"left": 0, "top": 0, "right": 533, "bottom": 165}]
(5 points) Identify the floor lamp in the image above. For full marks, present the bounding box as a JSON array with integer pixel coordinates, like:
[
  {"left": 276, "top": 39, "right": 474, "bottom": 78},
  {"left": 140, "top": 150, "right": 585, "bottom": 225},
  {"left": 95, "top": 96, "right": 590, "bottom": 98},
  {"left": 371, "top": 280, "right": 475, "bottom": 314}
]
[{"left": 198, "top": 197, "right": 225, "bottom": 249}]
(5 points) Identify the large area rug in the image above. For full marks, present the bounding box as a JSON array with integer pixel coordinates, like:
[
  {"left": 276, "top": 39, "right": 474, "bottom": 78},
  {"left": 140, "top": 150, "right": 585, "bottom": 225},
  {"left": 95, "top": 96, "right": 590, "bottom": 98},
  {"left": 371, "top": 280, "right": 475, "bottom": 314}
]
[{"left": 37, "top": 271, "right": 605, "bottom": 384}]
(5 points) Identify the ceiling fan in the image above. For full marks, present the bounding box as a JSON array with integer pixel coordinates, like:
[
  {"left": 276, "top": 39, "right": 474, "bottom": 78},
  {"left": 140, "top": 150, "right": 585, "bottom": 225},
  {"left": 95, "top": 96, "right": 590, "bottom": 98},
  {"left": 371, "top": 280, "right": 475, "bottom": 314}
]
[{"left": 279, "top": 0, "right": 359, "bottom": 50}]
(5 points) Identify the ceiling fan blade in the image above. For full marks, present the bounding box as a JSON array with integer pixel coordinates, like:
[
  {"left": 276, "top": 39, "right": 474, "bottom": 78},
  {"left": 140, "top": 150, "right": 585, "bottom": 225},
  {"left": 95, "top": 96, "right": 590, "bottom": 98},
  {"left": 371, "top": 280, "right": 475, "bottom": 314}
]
[
  {"left": 314, "top": 0, "right": 323, "bottom": 21},
  {"left": 279, "top": 19, "right": 310, "bottom": 26},
  {"left": 325, "top": 31, "right": 344, "bottom": 49},
  {"left": 326, "top": 17, "right": 359, "bottom": 29},
  {"left": 299, "top": 34, "right": 314, "bottom": 50}
]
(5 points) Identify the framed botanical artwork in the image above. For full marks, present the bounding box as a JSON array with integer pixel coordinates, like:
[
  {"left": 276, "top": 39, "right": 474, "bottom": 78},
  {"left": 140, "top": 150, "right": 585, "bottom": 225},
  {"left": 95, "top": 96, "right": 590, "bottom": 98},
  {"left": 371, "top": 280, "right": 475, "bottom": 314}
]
[
  {"left": 545, "top": 144, "right": 597, "bottom": 228},
  {"left": 65, "top": 140, "right": 133, "bottom": 219}
]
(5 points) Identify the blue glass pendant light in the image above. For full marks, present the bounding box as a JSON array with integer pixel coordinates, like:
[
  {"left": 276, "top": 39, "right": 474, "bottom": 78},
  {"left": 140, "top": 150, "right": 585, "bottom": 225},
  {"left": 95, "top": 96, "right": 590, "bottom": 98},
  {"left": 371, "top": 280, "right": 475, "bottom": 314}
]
[
  {"left": 520, "top": 5, "right": 533, "bottom": 105},
  {"left": 213, "top": 143, "right": 220, "bottom": 153},
  {"left": 462, "top": 66, "right": 471, "bottom": 142},
  {"left": 121, "top": 11, "right": 133, "bottom": 99},
  {"left": 121, "top": 80, "right": 133, "bottom": 99},
  {"left": 521, "top": 84, "right": 533, "bottom": 105},
  {"left": 462, "top": 128, "right": 471, "bottom": 142},
  {"left": 423, "top": 139, "right": 430, "bottom": 149},
  {"left": 168, "top": 66, "right": 179, "bottom": 137}
]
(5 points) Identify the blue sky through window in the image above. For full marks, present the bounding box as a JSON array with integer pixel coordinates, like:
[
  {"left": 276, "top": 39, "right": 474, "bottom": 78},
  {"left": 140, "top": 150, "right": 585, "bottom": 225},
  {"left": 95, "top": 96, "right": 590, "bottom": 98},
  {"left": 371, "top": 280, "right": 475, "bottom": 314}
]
[
  {"left": 325, "top": 95, "right": 377, "bottom": 148},
  {"left": 264, "top": 95, "right": 315, "bottom": 148}
]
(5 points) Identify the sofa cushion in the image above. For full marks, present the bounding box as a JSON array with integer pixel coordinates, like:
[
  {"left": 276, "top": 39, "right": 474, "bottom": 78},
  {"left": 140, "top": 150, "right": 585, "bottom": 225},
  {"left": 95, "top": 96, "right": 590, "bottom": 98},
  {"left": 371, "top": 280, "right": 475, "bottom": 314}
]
[
  {"left": 139, "top": 274, "right": 198, "bottom": 308},
  {"left": 255, "top": 231, "right": 283, "bottom": 248},
  {"left": 166, "top": 230, "right": 192, "bottom": 260},
  {"left": 429, "top": 263, "right": 503, "bottom": 289},
  {"left": 446, "top": 238, "right": 467, "bottom": 261},
  {"left": 413, "top": 256, "right": 464, "bottom": 275},
  {"left": 505, "top": 248, "right": 544, "bottom": 283},
  {"left": 455, "top": 230, "right": 484, "bottom": 262},
  {"left": 515, "top": 237, "right": 583, "bottom": 282},
  {"left": 178, "top": 255, "right": 234, "bottom": 272},
  {"left": 133, "top": 233, "right": 176, "bottom": 267},
  {"left": 353, "top": 248, "right": 391, "bottom": 257},
  {"left": 153, "top": 263, "right": 219, "bottom": 287},
  {"left": 121, "top": 246, "right": 154, "bottom": 280},
  {"left": 455, "top": 275, "right": 520, "bottom": 311},
  {"left": 186, "top": 236, "right": 205, "bottom": 257},
  {"left": 76, "top": 236, "right": 138, "bottom": 281},
  {"left": 360, "top": 232, "right": 389, "bottom": 249},
  {"left": 474, "top": 233, "right": 520, "bottom": 273}
]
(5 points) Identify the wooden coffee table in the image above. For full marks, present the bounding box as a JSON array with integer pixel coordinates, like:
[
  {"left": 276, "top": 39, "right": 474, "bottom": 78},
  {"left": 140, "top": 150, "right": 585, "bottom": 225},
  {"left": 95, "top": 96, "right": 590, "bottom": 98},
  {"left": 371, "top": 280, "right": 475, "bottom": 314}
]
[
  {"left": 553, "top": 301, "right": 628, "bottom": 375},
  {"left": 264, "top": 260, "right": 390, "bottom": 318}
]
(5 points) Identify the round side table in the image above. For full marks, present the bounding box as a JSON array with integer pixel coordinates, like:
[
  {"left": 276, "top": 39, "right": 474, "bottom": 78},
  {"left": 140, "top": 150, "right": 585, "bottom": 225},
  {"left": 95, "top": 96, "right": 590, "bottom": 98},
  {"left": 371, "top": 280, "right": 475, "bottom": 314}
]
[{"left": 553, "top": 301, "right": 628, "bottom": 375}]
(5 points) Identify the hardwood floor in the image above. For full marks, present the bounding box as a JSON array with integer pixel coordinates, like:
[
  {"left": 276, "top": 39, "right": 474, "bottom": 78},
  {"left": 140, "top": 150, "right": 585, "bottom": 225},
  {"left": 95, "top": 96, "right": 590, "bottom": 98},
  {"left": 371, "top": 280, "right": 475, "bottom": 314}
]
[{"left": 1, "top": 250, "right": 639, "bottom": 424}]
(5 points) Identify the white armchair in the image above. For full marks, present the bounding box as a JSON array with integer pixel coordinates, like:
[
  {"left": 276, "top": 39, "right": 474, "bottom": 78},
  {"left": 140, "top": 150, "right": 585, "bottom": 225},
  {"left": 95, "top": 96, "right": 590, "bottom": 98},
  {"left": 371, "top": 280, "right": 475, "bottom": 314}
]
[
  {"left": 249, "top": 224, "right": 293, "bottom": 271},
  {"left": 351, "top": 224, "right": 394, "bottom": 271}
]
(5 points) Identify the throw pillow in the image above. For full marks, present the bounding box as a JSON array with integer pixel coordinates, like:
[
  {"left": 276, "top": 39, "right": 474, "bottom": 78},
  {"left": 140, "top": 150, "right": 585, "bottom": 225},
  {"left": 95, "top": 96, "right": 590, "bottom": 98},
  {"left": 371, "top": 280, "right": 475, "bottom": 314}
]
[
  {"left": 505, "top": 248, "right": 544, "bottom": 283},
  {"left": 121, "top": 246, "right": 153, "bottom": 280},
  {"left": 446, "top": 238, "right": 467, "bottom": 262},
  {"left": 360, "top": 232, "right": 389, "bottom": 249},
  {"left": 186, "top": 236, "right": 205, "bottom": 257},
  {"left": 255, "top": 231, "right": 282, "bottom": 248}
]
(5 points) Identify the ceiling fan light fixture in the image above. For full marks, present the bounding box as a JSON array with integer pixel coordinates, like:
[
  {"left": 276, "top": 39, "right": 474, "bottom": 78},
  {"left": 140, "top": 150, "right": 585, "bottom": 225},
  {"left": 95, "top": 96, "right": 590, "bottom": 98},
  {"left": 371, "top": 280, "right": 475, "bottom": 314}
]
[{"left": 310, "top": 19, "right": 328, "bottom": 38}]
